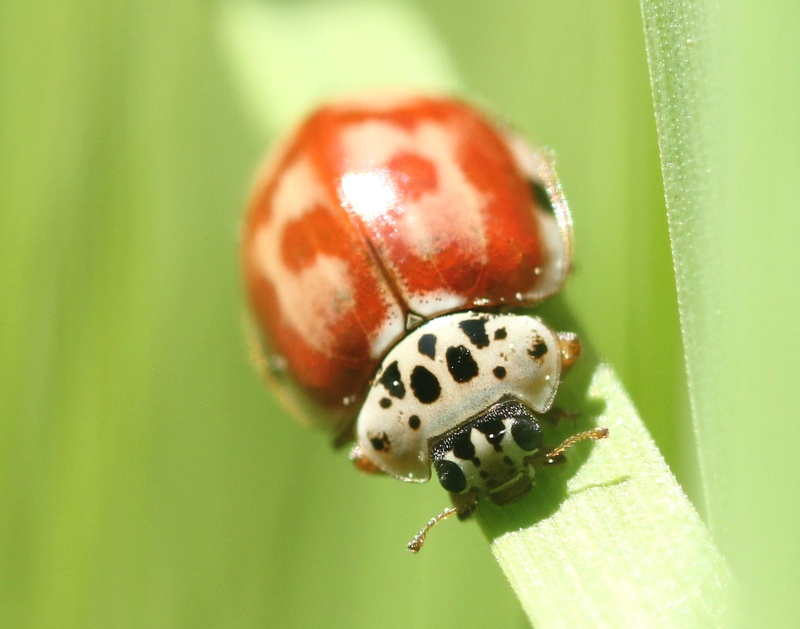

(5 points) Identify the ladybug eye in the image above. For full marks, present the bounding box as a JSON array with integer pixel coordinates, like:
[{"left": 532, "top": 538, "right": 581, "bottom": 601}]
[
  {"left": 434, "top": 459, "right": 467, "bottom": 494},
  {"left": 511, "top": 415, "right": 543, "bottom": 452},
  {"left": 528, "top": 179, "right": 555, "bottom": 214}
]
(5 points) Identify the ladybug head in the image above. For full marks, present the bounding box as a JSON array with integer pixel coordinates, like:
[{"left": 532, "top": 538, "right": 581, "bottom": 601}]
[{"left": 429, "top": 398, "right": 544, "bottom": 506}]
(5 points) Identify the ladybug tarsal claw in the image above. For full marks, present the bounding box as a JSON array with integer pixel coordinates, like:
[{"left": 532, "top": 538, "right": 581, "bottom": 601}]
[{"left": 407, "top": 506, "right": 460, "bottom": 553}]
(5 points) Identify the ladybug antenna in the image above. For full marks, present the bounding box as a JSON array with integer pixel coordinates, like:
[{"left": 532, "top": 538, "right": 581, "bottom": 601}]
[
  {"left": 533, "top": 427, "right": 609, "bottom": 465},
  {"left": 407, "top": 506, "right": 460, "bottom": 553}
]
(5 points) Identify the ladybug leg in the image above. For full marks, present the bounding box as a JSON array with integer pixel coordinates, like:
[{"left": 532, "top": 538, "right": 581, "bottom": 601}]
[
  {"left": 452, "top": 491, "right": 479, "bottom": 521},
  {"left": 525, "top": 427, "right": 609, "bottom": 467},
  {"left": 557, "top": 331, "right": 581, "bottom": 372},
  {"left": 538, "top": 406, "right": 580, "bottom": 427},
  {"left": 407, "top": 491, "right": 478, "bottom": 553},
  {"left": 349, "top": 443, "right": 386, "bottom": 474}
]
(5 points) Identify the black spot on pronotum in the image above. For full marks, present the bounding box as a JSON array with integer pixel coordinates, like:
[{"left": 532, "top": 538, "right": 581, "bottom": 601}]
[
  {"left": 503, "top": 456, "right": 515, "bottom": 467},
  {"left": 529, "top": 338, "right": 548, "bottom": 359},
  {"left": 446, "top": 345, "right": 479, "bottom": 383},
  {"left": 417, "top": 334, "right": 437, "bottom": 360},
  {"left": 408, "top": 415, "right": 421, "bottom": 430},
  {"left": 378, "top": 361, "right": 406, "bottom": 399},
  {"left": 511, "top": 416, "right": 543, "bottom": 451},
  {"left": 459, "top": 317, "right": 490, "bottom": 349},
  {"left": 370, "top": 434, "right": 390, "bottom": 452},
  {"left": 451, "top": 431, "right": 476, "bottom": 460},
  {"left": 479, "top": 470, "right": 490, "bottom": 480},
  {"left": 410, "top": 366, "right": 441, "bottom": 404},
  {"left": 379, "top": 397, "right": 392, "bottom": 409},
  {"left": 529, "top": 180, "right": 555, "bottom": 214},
  {"left": 475, "top": 417, "right": 506, "bottom": 451},
  {"left": 494, "top": 327, "right": 507, "bottom": 340},
  {"left": 493, "top": 366, "right": 507, "bottom": 379},
  {"left": 434, "top": 459, "right": 467, "bottom": 494}
]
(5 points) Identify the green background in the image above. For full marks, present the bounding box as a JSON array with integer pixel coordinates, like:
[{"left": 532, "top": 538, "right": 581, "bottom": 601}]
[{"left": 2, "top": 0, "right": 797, "bottom": 626}]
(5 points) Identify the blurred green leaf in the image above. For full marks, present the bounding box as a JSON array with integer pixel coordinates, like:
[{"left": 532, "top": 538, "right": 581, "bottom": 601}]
[{"left": 218, "top": 0, "right": 459, "bottom": 138}]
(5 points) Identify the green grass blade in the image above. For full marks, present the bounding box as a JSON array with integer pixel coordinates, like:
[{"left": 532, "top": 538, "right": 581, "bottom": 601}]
[
  {"left": 639, "top": 0, "right": 726, "bottom": 526},
  {"left": 642, "top": 1, "right": 800, "bottom": 624}
]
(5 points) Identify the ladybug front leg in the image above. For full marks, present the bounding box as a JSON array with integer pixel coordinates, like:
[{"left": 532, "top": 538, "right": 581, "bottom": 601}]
[
  {"left": 557, "top": 331, "right": 581, "bottom": 372},
  {"left": 349, "top": 443, "right": 386, "bottom": 474},
  {"left": 452, "top": 490, "right": 479, "bottom": 521}
]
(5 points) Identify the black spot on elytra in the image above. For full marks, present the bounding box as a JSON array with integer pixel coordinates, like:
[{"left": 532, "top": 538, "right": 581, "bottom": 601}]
[
  {"left": 528, "top": 339, "right": 548, "bottom": 359},
  {"left": 493, "top": 366, "right": 507, "bottom": 379},
  {"left": 446, "top": 345, "right": 479, "bottom": 383},
  {"left": 503, "top": 456, "right": 515, "bottom": 467},
  {"left": 408, "top": 415, "right": 421, "bottom": 430},
  {"left": 417, "top": 334, "right": 437, "bottom": 360},
  {"left": 378, "top": 361, "right": 406, "bottom": 399},
  {"left": 379, "top": 397, "right": 392, "bottom": 409},
  {"left": 479, "top": 470, "right": 490, "bottom": 480},
  {"left": 529, "top": 180, "right": 555, "bottom": 214},
  {"left": 459, "top": 317, "right": 490, "bottom": 349},
  {"left": 370, "top": 434, "right": 389, "bottom": 452},
  {"left": 494, "top": 327, "right": 507, "bottom": 340},
  {"left": 451, "top": 431, "right": 476, "bottom": 460},
  {"left": 475, "top": 417, "right": 506, "bottom": 452},
  {"left": 410, "top": 366, "right": 441, "bottom": 404}
]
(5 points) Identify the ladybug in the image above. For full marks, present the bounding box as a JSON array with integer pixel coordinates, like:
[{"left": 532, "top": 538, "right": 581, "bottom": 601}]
[{"left": 242, "top": 95, "right": 608, "bottom": 551}]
